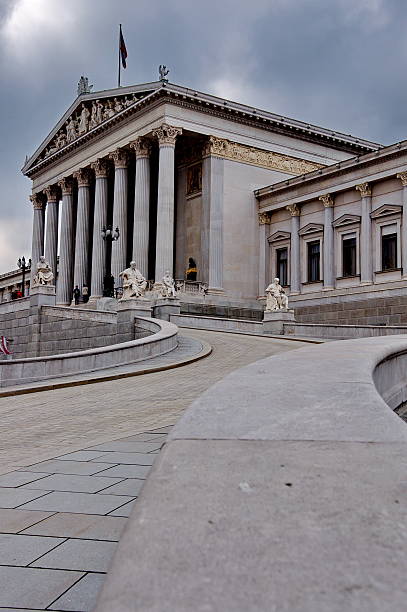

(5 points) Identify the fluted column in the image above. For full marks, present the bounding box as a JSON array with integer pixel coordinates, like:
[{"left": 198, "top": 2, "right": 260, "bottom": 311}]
[
  {"left": 110, "top": 149, "right": 129, "bottom": 285},
  {"left": 320, "top": 193, "right": 334, "bottom": 289},
  {"left": 397, "top": 172, "right": 407, "bottom": 278},
  {"left": 130, "top": 138, "right": 151, "bottom": 278},
  {"left": 258, "top": 212, "right": 271, "bottom": 295},
  {"left": 44, "top": 185, "right": 59, "bottom": 284},
  {"left": 90, "top": 159, "right": 109, "bottom": 299},
  {"left": 73, "top": 168, "right": 91, "bottom": 294},
  {"left": 56, "top": 178, "right": 75, "bottom": 304},
  {"left": 30, "top": 193, "right": 46, "bottom": 284},
  {"left": 356, "top": 182, "right": 373, "bottom": 284},
  {"left": 202, "top": 137, "right": 224, "bottom": 291},
  {"left": 153, "top": 124, "right": 182, "bottom": 281},
  {"left": 287, "top": 204, "right": 300, "bottom": 294}
]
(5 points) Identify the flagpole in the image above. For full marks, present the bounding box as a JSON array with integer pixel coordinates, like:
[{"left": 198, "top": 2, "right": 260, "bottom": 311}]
[{"left": 118, "top": 24, "right": 121, "bottom": 88}]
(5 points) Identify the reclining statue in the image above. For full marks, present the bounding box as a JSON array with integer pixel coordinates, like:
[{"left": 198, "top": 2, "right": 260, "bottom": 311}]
[
  {"left": 265, "top": 277, "right": 289, "bottom": 312},
  {"left": 119, "top": 261, "right": 147, "bottom": 299}
]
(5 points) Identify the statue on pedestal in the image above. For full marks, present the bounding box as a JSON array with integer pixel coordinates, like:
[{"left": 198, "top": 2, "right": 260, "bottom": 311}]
[
  {"left": 265, "top": 278, "right": 289, "bottom": 312},
  {"left": 161, "top": 271, "right": 176, "bottom": 298},
  {"left": 32, "top": 256, "right": 54, "bottom": 287},
  {"left": 119, "top": 261, "right": 147, "bottom": 299}
]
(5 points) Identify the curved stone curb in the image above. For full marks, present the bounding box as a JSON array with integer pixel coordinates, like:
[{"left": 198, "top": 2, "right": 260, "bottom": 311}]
[{"left": 0, "top": 337, "right": 212, "bottom": 398}]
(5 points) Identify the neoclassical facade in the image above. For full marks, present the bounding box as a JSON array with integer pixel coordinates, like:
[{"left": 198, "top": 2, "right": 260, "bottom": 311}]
[{"left": 23, "top": 79, "right": 377, "bottom": 306}]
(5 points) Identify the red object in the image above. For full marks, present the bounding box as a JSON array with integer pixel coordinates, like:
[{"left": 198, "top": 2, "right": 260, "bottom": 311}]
[{"left": 0, "top": 336, "right": 11, "bottom": 355}]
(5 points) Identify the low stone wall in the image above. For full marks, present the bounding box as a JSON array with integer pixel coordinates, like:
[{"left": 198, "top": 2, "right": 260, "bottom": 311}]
[
  {"left": 286, "top": 322, "right": 407, "bottom": 339},
  {"left": 0, "top": 298, "right": 31, "bottom": 357},
  {"left": 171, "top": 313, "right": 264, "bottom": 334},
  {"left": 96, "top": 336, "right": 407, "bottom": 612},
  {"left": 0, "top": 317, "right": 178, "bottom": 387}
]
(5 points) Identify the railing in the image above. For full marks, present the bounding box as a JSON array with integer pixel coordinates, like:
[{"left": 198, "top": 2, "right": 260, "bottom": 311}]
[{"left": 175, "top": 280, "right": 208, "bottom": 295}]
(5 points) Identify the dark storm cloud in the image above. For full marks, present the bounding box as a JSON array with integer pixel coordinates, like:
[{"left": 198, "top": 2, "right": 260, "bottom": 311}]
[{"left": 0, "top": 0, "right": 406, "bottom": 271}]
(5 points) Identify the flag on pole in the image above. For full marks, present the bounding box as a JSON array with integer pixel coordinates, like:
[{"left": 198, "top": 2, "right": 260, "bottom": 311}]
[
  {"left": 0, "top": 336, "right": 11, "bottom": 355},
  {"left": 119, "top": 25, "right": 127, "bottom": 69}
]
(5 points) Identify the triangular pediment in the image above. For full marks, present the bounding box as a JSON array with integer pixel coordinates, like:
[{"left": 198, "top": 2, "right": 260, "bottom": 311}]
[
  {"left": 332, "top": 214, "right": 361, "bottom": 228},
  {"left": 298, "top": 223, "right": 324, "bottom": 236},
  {"left": 268, "top": 230, "right": 291, "bottom": 243},
  {"left": 370, "top": 204, "right": 402, "bottom": 219},
  {"left": 22, "top": 81, "right": 162, "bottom": 174}
]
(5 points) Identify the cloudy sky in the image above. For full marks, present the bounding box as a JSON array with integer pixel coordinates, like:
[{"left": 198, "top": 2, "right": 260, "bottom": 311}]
[{"left": 0, "top": 0, "right": 406, "bottom": 273}]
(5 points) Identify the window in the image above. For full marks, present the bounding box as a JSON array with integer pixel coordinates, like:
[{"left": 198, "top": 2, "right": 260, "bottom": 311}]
[
  {"left": 307, "top": 241, "right": 320, "bottom": 282},
  {"left": 276, "top": 248, "right": 288, "bottom": 286},
  {"left": 382, "top": 233, "right": 397, "bottom": 270},
  {"left": 342, "top": 236, "right": 356, "bottom": 277}
]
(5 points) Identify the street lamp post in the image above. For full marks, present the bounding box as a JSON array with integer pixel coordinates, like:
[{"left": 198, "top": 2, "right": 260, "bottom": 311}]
[
  {"left": 17, "top": 256, "right": 31, "bottom": 297},
  {"left": 101, "top": 226, "right": 120, "bottom": 297}
]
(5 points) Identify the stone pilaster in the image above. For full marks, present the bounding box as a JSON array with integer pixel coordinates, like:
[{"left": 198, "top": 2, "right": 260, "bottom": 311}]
[
  {"left": 30, "top": 192, "right": 46, "bottom": 284},
  {"left": 73, "top": 168, "right": 91, "bottom": 295},
  {"left": 44, "top": 185, "right": 59, "bottom": 286},
  {"left": 356, "top": 182, "right": 373, "bottom": 284},
  {"left": 319, "top": 193, "right": 334, "bottom": 289},
  {"left": 258, "top": 212, "right": 271, "bottom": 296},
  {"left": 153, "top": 124, "right": 182, "bottom": 281},
  {"left": 397, "top": 172, "right": 407, "bottom": 278},
  {"left": 287, "top": 204, "right": 300, "bottom": 294},
  {"left": 90, "top": 159, "right": 110, "bottom": 298},
  {"left": 130, "top": 138, "right": 152, "bottom": 278},
  {"left": 56, "top": 178, "right": 75, "bottom": 304},
  {"left": 110, "top": 149, "right": 129, "bottom": 285},
  {"left": 202, "top": 136, "right": 224, "bottom": 292}
]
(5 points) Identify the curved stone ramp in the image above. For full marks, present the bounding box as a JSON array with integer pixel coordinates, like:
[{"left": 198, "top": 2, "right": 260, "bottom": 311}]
[{"left": 96, "top": 335, "right": 407, "bottom": 612}]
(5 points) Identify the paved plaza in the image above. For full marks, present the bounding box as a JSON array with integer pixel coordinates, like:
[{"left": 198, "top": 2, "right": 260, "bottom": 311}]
[{"left": 0, "top": 329, "right": 306, "bottom": 610}]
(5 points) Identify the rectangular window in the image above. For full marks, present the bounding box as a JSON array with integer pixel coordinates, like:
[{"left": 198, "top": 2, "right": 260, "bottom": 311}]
[
  {"left": 381, "top": 233, "right": 397, "bottom": 270},
  {"left": 307, "top": 240, "right": 320, "bottom": 282},
  {"left": 342, "top": 236, "right": 356, "bottom": 277},
  {"left": 276, "top": 248, "right": 288, "bottom": 286}
]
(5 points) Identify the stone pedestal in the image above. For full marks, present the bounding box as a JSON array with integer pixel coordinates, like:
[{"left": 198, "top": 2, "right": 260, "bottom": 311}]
[
  {"left": 153, "top": 298, "right": 181, "bottom": 322},
  {"left": 29, "top": 285, "right": 56, "bottom": 307},
  {"left": 262, "top": 309, "right": 295, "bottom": 335},
  {"left": 26, "top": 285, "right": 56, "bottom": 357},
  {"left": 117, "top": 298, "right": 152, "bottom": 343}
]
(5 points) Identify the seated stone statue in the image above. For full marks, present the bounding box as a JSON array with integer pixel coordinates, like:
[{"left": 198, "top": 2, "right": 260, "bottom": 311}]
[
  {"left": 119, "top": 261, "right": 147, "bottom": 299},
  {"left": 161, "top": 271, "right": 176, "bottom": 298},
  {"left": 32, "top": 256, "right": 54, "bottom": 287},
  {"left": 265, "top": 277, "right": 289, "bottom": 312}
]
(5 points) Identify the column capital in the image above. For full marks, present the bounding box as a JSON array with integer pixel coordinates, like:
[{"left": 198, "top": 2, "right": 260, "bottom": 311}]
[
  {"left": 397, "top": 172, "right": 407, "bottom": 186},
  {"left": 130, "top": 137, "right": 152, "bottom": 159},
  {"left": 91, "top": 158, "right": 110, "bottom": 178},
  {"left": 203, "top": 136, "right": 226, "bottom": 157},
  {"left": 44, "top": 185, "right": 59, "bottom": 203},
  {"left": 356, "top": 182, "right": 372, "bottom": 197},
  {"left": 286, "top": 204, "right": 300, "bottom": 217},
  {"left": 57, "top": 177, "right": 74, "bottom": 196},
  {"left": 30, "top": 192, "right": 45, "bottom": 210},
  {"left": 73, "top": 168, "right": 91, "bottom": 187},
  {"left": 319, "top": 193, "right": 334, "bottom": 208},
  {"left": 258, "top": 211, "right": 271, "bottom": 225},
  {"left": 110, "top": 149, "right": 129, "bottom": 169},
  {"left": 152, "top": 123, "right": 182, "bottom": 146}
]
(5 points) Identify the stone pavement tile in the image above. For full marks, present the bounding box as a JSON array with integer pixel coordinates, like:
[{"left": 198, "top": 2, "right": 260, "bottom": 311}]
[
  {"left": 121, "top": 433, "right": 168, "bottom": 443},
  {"left": 19, "top": 491, "right": 135, "bottom": 515},
  {"left": 0, "top": 533, "right": 65, "bottom": 566},
  {"left": 22, "top": 512, "right": 127, "bottom": 541},
  {"left": 56, "top": 450, "right": 107, "bottom": 461},
  {"left": 31, "top": 538, "right": 117, "bottom": 572},
  {"left": 22, "top": 474, "right": 124, "bottom": 494},
  {"left": 145, "top": 426, "right": 173, "bottom": 434},
  {"left": 92, "top": 452, "right": 157, "bottom": 465},
  {"left": 95, "top": 464, "right": 151, "bottom": 479},
  {"left": 0, "top": 487, "right": 50, "bottom": 509},
  {"left": 49, "top": 572, "right": 106, "bottom": 611},
  {"left": 86, "top": 441, "right": 162, "bottom": 453},
  {"left": 107, "top": 499, "right": 136, "bottom": 517},
  {"left": 0, "top": 508, "right": 54, "bottom": 534},
  {"left": 21, "top": 460, "right": 116, "bottom": 475},
  {"left": 98, "top": 478, "right": 144, "bottom": 496},
  {"left": 0, "top": 471, "right": 50, "bottom": 487},
  {"left": 0, "top": 566, "right": 83, "bottom": 608}
]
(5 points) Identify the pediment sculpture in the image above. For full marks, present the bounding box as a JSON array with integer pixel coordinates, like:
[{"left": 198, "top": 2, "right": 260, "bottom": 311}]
[{"left": 32, "top": 256, "right": 54, "bottom": 287}]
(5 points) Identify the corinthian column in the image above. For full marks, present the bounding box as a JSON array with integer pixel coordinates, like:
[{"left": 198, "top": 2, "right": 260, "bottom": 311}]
[
  {"left": 320, "top": 193, "right": 334, "bottom": 289},
  {"left": 356, "top": 182, "right": 372, "bottom": 284},
  {"left": 258, "top": 212, "right": 271, "bottom": 296},
  {"left": 73, "top": 168, "right": 91, "bottom": 295},
  {"left": 397, "top": 172, "right": 407, "bottom": 278},
  {"left": 152, "top": 123, "right": 182, "bottom": 281},
  {"left": 30, "top": 193, "right": 46, "bottom": 284},
  {"left": 110, "top": 149, "right": 129, "bottom": 285},
  {"left": 56, "top": 178, "right": 75, "bottom": 304},
  {"left": 90, "top": 159, "right": 109, "bottom": 299},
  {"left": 202, "top": 136, "right": 224, "bottom": 292},
  {"left": 130, "top": 138, "right": 151, "bottom": 278},
  {"left": 44, "top": 185, "right": 59, "bottom": 285},
  {"left": 287, "top": 204, "right": 300, "bottom": 294}
]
